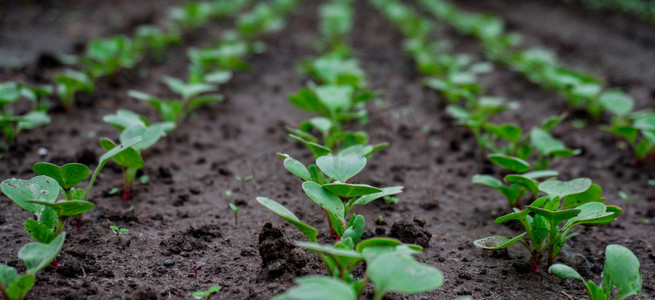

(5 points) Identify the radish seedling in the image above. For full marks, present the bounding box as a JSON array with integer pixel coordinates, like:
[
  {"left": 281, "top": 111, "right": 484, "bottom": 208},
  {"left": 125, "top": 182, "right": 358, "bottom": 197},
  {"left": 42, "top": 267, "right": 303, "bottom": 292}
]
[
  {"left": 229, "top": 203, "right": 241, "bottom": 226},
  {"left": 474, "top": 178, "right": 621, "bottom": 271},
  {"left": 0, "top": 233, "right": 65, "bottom": 300},
  {"left": 0, "top": 81, "right": 52, "bottom": 148},
  {"left": 109, "top": 225, "right": 129, "bottom": 241},
  {"left": 128, "top": 76, "right": 222, "bottom": 128},
  {"left": 472, "top": 154, "right": 559, "bottom": 209},
  {"left": 54, "top": 69, "right": 94, "bottom": 109},
  {"left": 605, "top": 110, "right": 655, "bottom": 166},
  {"left": 549, "top": 244, "right": 641, "bottom": 300},
  {"left": 192, "top": 285, "right": 222, "bottom": 300}
]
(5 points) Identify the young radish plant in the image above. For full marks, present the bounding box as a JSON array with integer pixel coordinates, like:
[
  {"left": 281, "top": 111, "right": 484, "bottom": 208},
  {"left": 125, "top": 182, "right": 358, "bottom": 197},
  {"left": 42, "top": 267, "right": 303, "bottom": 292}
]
[
  {"left": 275, "top": 148, "right": 402, "bottom": 239},
  {"left": 192, "top": 285, "right": 222, "bottom": 300},
  {"left": 472, "top": 154, "right": 558, "bottom": 209},
  {"left": 229, "top": 203, "right": 242, "bottom": 226},
  {"left": 128, "top": 76, "right": 222, "bottom": 129},
  {"left": 257, "top": 196, "right": 443, "bottom": 299},
  {"left": 549, "top": 244, "right": 642, "bottom": 300},
  {"left": 474, "top": 178, "right": 622, "bottom": 271},
  {"left": 0, "top": 233, "right": 66, "bottom": 300},
  {"left": 0, "top": 81, "right": 52, "bottom": 148},
  {"left": 104, "top": 109, "right": 172, "bottom": 200},
  {"left": 109, "top": 225, "right": 129, "bottom": 242},
  {"left": 53, "top": 69, "right": 94, "bottom": 109}
]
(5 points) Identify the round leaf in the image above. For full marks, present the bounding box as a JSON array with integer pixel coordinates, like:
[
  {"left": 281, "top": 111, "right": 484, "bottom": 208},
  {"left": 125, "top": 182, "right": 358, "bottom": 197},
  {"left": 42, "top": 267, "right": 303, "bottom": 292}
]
[
  {"left": 605, "top": 244, "right": 642, "bottom": 299},
  {"left": 368, "top": 251, "right": 443, "bottom": 296},
  {"left": 548, "top": 263, "right": 583, "bottom": 280},
  {"left": 316, "top": 153, "right": 366, "bottom": 182},
  {"left": 275, "top": 276, "right": 356, "bottom": 300},
  {"left": 302, "top": 182, "right": 345, "bottom": 219},
  {"left": 473, "top": 233, "right": 527, "bottom": 250},
  {"left": 1, "top": 176, "right": 60, "bottom": 216},
  {"left": 322, "top": 182, "right": 381, "bottom": 198},
  {"left": 18, "top": 233, "right": 66, "bottom": 274},
  {"left": 32, "top": 163, "right": 90, "bottom": 190},
  {"left": 538, "top": 178, "right": 592, "bottom": 199},
  {"left": 488, "top": 154, "right": 530, "bottom": 173}
]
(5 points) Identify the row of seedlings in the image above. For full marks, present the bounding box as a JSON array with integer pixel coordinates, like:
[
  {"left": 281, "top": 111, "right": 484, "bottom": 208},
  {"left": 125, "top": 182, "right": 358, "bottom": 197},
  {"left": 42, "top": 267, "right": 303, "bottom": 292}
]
[
  {"left": 417, "top": 0, "right": 655, "bottom": 168},
  {"left": 0, "top": 0, "right": 303, "bottom": 298},
  {"left": 0, "top": 0, "right": 254, "bottom": 150},
  {"left": 256, "top": 0, "right": 445, "bottom": 299},
  {"left": 372, "top": 0, "right": 642, "bottom": 298}
]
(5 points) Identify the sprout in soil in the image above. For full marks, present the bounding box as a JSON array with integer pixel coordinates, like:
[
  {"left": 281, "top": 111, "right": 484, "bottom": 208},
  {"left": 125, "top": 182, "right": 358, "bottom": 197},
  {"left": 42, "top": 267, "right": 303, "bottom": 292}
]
[
  {"left": 225, "top": 190, "right": 232, "bottom": 199},
  {"left": 109, "top": 225, "right": 129, "bottom": 241},
  {"left": 53, "top": 69, "right": 94, "bottom": 109},
  {"left": 0, "top": 81, "right": 52, "bottom": 148},
  {"left": 192, "top": 285, "right": 222, "bottom": 300},
  {"left": 474, "top": 178, "right": 621, "bottom": 271},
  {"left": 229, "top": 203, "right": 242, "bottom": 226},
  {"left": 549, "top": 244, "right": 642, "bottom": 300},
  {"left": 0, "top": 233, "right": 65, "bottom": 300},
  {"left": 618, "top": 191, "right": 638, "bottom": 213},
  {"left": 192, "top": 263, "right": 204, "bottom": 280}
]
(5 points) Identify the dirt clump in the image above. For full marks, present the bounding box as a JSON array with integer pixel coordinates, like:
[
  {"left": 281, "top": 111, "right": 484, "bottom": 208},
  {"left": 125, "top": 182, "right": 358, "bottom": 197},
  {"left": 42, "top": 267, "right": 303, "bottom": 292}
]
[
  {"left": 389, "top": 216, "right": 432, "bottom": 248},
  {"left": 258, "top": 222, "right": 307, "bottom": 279}
]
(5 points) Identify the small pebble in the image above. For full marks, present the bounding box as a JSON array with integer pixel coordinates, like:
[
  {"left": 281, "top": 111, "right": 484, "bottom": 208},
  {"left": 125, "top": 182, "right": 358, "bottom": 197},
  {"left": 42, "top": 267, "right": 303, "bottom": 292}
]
[
  {"left": 163, "top": 259, "right": 175, "bottom": 268},
  {"left": 37, "top": 147, "right": 48, "bottom": 156}
]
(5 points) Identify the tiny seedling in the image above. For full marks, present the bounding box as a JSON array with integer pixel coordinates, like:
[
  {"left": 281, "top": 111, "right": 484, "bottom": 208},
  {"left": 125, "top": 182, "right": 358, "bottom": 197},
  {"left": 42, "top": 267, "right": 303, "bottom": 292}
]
[
  {"left": 109, "top": 225, "right": 129, "bottom": 241},
  {"left": 128, "top": 76, "right": 222, "bottom": 129},
  {"left": 618, "top": 191, "right": 638, "bottom": 212},
  {"left": 549, "top": 244, "right": 642, "bottom": 300},
  {"left": 474, "top": 178, "right": 621, "bottom": 271},
  {"left": 229, "top": 203, "right": 242, "bottom": 226},
  {"left": 53, "top": 69, "right": 94, "bottom": 109},
  {"left": 0, "top": 81, "right": 52, "bottom": 148},
  {"left": 235, "top": 175, "right": 253, "bottom": 183},
  {"left": 225, "top": 190, "right": 232, "bottom": 199},
  {"left": 192, "top": 263, "right": 204, "bottom": 280},
  {"left": 192, "top": 285, "right": 222, "bottom": 300}
]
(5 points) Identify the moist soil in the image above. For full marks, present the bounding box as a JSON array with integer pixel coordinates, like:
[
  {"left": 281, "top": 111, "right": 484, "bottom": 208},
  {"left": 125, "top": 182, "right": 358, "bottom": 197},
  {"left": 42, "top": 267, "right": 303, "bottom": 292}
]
[{"left": 0, "top": 0, "right": 654, "bottom": 299}]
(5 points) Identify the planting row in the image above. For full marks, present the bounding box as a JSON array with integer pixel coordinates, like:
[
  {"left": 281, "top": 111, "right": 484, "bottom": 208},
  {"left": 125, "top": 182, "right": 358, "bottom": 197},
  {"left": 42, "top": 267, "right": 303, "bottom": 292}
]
[
  {"left": 372, "top": 0, "right": 642, "bottom": 298},
  {"left": 418, "top": 0, "right": 655, "bottom": 167},
  {"left": 0, "top": 0, "right": 301, "bottom": 298}
]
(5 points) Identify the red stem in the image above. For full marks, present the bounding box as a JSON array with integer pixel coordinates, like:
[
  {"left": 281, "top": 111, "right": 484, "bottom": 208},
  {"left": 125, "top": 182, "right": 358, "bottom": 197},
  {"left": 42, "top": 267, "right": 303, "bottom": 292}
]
[{"left": 51, "top": 259, "right": 58, "bottom": 269}]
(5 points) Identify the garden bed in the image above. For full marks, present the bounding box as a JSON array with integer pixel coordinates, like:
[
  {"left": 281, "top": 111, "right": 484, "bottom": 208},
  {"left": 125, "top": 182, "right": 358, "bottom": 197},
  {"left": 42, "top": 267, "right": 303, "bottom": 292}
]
[{"left": 0, "top": 0, "right": 653, "bottom": 299}]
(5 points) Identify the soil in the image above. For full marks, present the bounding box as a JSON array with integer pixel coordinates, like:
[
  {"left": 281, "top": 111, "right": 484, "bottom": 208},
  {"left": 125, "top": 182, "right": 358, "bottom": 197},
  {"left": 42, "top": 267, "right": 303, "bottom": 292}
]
[{"left": 1, "top": 0, "right": 654, "bottom": 299}]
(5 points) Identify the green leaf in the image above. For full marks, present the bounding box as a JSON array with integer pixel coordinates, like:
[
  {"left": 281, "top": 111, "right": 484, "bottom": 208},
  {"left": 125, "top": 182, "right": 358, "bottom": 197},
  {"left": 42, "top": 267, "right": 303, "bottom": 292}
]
[
  {"left": 355, "top": 237, "right": 404, "bottom": 253},
  {"left": 24, "top": 219, "right": 55, "bottom": 244},
  {"left": 605, "top": 244, "right": 642, "bottom": 300},
  {"left": 302, "top": 182, "right": 345, "bottom": 219},
  {"left": 367, "top": 250, "right": 443, "bottom": 296},
  {"left": 288, "top": 134, "right": 332, "bottom": 157},
  {"left": 99, "top": 138, "right": 144, "bottom": 169},
  {"left": 538, "top": 178, "right": 592, "bottom": 199},
  {"left": 256, "top": 197, "right": 318, "bottom": 243},
  {"left": 314, "top": 85, "right": 353, "bottom": 115},
  {"left": 484, "top": 123, "right": 522, "bottom": 142},
  {"left": 322, "top": 182, "right": 381, "bottom": 198},
  {"left": 1, "top": 271, "right": 34, "bottom": 300},
  {"left": 26, "top": 200, "right": 95, "bottom": 217},
  {"left": 548, "top": 263, "right": 583, "bottom": 280},
  {"left": 473, "top": 233, "right": 527, "bottom": 250},
  {"left": 162, "top": 76, "right": 215, "bottom": 99},
  {"left": 119, "top": 124, "right": 167, "bottom": 152},
  {"left": 352, "top": 186, "right": 403, "bottom": 206},
  {"left": 472, "top": 174, "right": 503, "bottom": 188},
  {"left": 599, "top": 90, "right": 634, "bottom": 116},
  {"left": 18, "top": 232, "right": 66, "bottom": 274},
  {"left": 17, "top": 111, "right": 50, "bottom": 131},
  {"left": 530, "top": 128, "right": 575, "bottom": 156},
  {"left": 316, "top": 152, "right": 366, "bottom": 182},
  {"left": 505, "top": 174, "right": 539, "bottom": 195},
  {"left": 273, "top": 276, "right": 356, "bottom": 300},
  {"left": 527, "top": 206, "right": 581, "bottom": 225},
  {"left": 204, "top": 70, "right": 233, "bottom": 84},
  {"left": 0, "top": 81, "right": 21, "bottom": 104},
  {"left": 189, "top": 94, "right": 223, "bottom": 110},
  {"left": 288, "top": 88, "right": 326, "bottom": 113},
  {"left": 1, "top": 175, "right": 60, "bottom": 216},
  {"left": 488, "top": 154, "right": 530, "bottom": 173},
  {"left": 102, "top": 109, "right": 148, "bottom": 131},
  {"left": 277, "top": 153, "right": 311, "bottom": 181},
  {"left": 562, "top": 184, "right": 603, "bottom": 209},
  {"left": 32, "top": 163, "right": 90, "bottom": 190},
  {"left": 342, "top": 215, "right": 365, "bottom": 245},
  {"left": 634, "top": 114, "right": 655, "bottom": 131},
  {"left": 295, "top": 241, "right": 363, "bottom": 268}
]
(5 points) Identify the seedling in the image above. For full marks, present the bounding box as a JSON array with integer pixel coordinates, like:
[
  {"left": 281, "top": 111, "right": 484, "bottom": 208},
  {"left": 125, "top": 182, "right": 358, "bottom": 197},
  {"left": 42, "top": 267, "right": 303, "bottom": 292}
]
[
  {"left": 109, "top": 225, "right": 129, "bottom": 241},
  {"left": 192, "top": 285, "right": 222, "bottom": 300},
  {"left": 472, "top": 154, "right": 558, "bottom": 209},
  {"left": 618, "top": 191, "right": 638, "bottom": 214},
  {"left": 103, "top": 110, "right": 171, "bottom": 200},
  {"left": 128, "top": 76, "right": 222, "bottom": 128},
  {"left": 0, "top": 233, "right": 65, "bottom": 300},
  {"left": 317, "top": 0, "right": 353, "bottom": 51},
  {"left": 605, "top": 110, "right": 655, "bottom": 166},
  {"left": 235, "top": 175, "right": 253, "bottom": 183},
  {"left": 474, "top": 178, "right": 621, "bottom": 271},
  {"left": 229, "top": 203, "right": 242, "bottom": 226},
  {"left": 0, "top": 81, "right": 52, "bottom": 148},
  {"left": 257, "top": 198, "right": 443, "bottom": 299},
  {"left": 192, "top": 263, "right": 204, "bottom": 280},
  {"left": 549, "top": 244, "right": 641, "bottom": 300},
  {"left": 83, "top": 36, "right": 141, "bottom": 79},
  {"left": 53, "top": 69, "right": 94, "bottom": 109}
]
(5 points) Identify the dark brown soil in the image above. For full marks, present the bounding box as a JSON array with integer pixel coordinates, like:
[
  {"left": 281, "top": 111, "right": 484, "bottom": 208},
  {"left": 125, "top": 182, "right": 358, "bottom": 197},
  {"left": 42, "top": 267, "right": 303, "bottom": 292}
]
[{"left": 0, "top": 0, "right": 654, "bottom": 299}]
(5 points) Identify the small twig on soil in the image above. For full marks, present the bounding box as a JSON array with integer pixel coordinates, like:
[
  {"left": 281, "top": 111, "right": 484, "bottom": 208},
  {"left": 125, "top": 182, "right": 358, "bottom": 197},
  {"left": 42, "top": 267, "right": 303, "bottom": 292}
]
[
  {"left": 76, "top": 266, "right": 86, "bottom": 278},
  {"left": 560, "top": 291, "right": 575, "bottom": 300}
]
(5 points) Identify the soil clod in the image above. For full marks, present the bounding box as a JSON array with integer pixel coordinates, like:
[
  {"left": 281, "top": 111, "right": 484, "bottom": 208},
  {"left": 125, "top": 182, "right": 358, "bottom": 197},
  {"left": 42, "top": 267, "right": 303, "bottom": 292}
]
[{"left": 389, "top": 216, "right": 432, "bottom": 248}]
